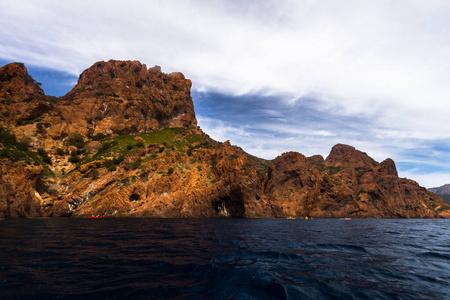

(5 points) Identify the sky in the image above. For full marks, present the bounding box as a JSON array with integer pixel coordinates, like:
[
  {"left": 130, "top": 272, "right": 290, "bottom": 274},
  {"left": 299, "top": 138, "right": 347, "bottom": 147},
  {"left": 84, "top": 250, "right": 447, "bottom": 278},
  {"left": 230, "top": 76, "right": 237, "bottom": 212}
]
[{"left": 1, "top": 0, "right": 450, "bottom": 188}]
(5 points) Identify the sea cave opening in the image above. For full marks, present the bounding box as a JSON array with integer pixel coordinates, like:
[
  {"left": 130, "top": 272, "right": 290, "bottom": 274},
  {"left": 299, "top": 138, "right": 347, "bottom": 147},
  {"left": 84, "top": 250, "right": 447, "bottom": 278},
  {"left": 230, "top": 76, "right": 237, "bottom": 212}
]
[{"left": 213, "top": 191, "right": 245, "bottom": 218}]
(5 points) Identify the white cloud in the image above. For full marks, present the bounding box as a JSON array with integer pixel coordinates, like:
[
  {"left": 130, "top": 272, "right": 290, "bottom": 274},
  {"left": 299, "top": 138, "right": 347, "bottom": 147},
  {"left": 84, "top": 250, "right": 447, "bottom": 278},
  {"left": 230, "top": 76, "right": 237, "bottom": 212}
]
[
  {"left": 197, "top": 116, "right": 251, "bottom": 142},
  {"left": 3, "top": 1, "right": 450, "bottom": 113},
  {"left": 258, "top": 123, "right": 336, "bottom": 138},
  {"left": 399, "top": 171, "right": 450, "bottom": 190}
]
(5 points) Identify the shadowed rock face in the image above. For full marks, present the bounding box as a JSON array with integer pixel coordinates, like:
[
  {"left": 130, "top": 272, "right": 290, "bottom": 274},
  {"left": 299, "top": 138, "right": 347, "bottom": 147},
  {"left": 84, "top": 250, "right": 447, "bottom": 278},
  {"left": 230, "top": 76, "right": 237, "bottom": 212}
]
[
  {"left": 0, "top": 60, "right": 449, "bottom": 219},
  {"left": 0, "top": 163, "right": 45, "bottom": 218}
]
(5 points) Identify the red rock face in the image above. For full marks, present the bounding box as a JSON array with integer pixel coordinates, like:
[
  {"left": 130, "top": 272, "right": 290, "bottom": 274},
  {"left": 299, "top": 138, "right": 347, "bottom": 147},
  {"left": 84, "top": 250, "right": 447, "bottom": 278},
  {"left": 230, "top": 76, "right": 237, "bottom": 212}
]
[
  {"left": 262, "top": 145, "right": 448, "bottom": 218},
  {"left": 51, "top": 139, "right": 272, "bottom": 218},
  {"left": 0, "top": 163, "right": 45, "bottom": 218},
  {"left": 0, "top": 60, "right": 449, "bottom": 219},
  {"left": 0, "top": 63, "right": 51, "bottom": 129},
  {"left": 0, "top": 63, "right": 45, "bottom": 99},
  {"left": 47, "top": 60, "right": 197, "bottom": 139}
]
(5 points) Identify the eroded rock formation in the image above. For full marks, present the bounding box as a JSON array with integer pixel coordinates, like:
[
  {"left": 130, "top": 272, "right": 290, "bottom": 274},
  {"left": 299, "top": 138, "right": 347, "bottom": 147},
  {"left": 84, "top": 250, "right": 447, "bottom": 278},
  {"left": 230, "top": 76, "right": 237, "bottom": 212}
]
[
  {"left": 263, "top": 145, "right": 447, "bottom": 218},
  {"left": 0, "top": 61, "right": 448, "bottom": 218},
  {"left": 59, "top": 60, "right": 197, "bottom": 136},
  {"left": 0, "top": 162, "right": 45, "bottom": 218}
]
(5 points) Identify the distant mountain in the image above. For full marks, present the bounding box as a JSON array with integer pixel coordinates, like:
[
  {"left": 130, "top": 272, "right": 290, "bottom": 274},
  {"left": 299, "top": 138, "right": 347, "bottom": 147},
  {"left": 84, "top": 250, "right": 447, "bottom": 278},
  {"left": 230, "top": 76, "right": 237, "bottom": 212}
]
[
  {"left": 428, "top": 184, "right": 450, "bottom": 203},
  {"left": 1, "top": 60, "right": 449, "bottom": 218},
  {"left": 429, "top": 184, "right": 450, "bottom": 195},
  {"left": 439, "top": 195, "right": 450, "bottom": 203}
]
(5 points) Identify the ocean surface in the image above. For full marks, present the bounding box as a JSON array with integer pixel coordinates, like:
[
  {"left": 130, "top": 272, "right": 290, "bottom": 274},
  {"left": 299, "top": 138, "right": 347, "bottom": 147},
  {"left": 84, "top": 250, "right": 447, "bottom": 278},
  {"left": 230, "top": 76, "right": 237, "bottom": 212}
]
[{"left": 0, "top": 218, "right": 449, "bottom": 300}]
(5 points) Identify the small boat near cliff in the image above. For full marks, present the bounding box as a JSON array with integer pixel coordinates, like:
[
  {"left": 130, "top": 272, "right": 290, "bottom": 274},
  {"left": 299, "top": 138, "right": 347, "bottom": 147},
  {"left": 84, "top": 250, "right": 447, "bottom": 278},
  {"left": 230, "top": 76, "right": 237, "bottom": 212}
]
[
  {"left": 340, "top": 217, "right": 351, "bottom": 220},
  {"left": 87, "top": 216, "right": 104, "bottom": 219}
]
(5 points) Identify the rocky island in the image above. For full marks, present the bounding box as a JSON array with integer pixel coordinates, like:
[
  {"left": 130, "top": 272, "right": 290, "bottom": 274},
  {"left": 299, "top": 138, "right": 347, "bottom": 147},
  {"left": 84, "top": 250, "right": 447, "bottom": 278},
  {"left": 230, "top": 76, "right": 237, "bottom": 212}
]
[{"left": 1, "top": 60, "right": 449, "bottom": 218}]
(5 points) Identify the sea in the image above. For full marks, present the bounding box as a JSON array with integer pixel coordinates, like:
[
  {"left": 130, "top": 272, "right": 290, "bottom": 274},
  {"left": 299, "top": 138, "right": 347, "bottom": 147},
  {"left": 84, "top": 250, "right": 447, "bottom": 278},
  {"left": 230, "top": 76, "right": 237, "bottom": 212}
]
[{"left": 0, "top": 218, "right": 449, "bottom": 300}]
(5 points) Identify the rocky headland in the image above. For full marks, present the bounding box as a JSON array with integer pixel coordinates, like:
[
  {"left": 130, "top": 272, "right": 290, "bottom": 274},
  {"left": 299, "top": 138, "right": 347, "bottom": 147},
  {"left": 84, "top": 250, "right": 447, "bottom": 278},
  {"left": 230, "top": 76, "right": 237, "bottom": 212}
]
[{"left": 1, "top": 60, "right": 449, "bottom": 218}]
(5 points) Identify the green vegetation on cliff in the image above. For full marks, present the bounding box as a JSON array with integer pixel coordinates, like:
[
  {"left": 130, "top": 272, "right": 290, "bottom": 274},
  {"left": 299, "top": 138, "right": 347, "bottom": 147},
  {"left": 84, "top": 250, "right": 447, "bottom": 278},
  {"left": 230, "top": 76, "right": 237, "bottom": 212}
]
[
  {"left": 0, "top": 126, "right": 53, "bottom": 173},
  {"left": 68, "top": 127, "right": 219, "bottom": 173}
]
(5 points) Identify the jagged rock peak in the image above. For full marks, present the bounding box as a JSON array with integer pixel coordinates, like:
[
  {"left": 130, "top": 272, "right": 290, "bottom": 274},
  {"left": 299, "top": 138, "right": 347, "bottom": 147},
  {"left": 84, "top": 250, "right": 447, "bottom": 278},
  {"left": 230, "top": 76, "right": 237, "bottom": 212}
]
[
  {"left": 326, "top": 143, "right": 377, "bottom": 168},
  {"left": 0, "top": 62, "right": 44, "bottom": 100},
  {"left": 52, "top": 59, "right": 197, "bottom": 136},
  {"left": 307, "top": 154, "right": 325, "bottom": 165},
  {"left": 380, "top": 158, "right": 398, "bottom": 177},
  {"left": 327, "top": 144, "right": 362, "bottom": 160},
  {"left": 274, "top": 151, "right": 308, "bottom": 166},
  {"left": 66, "top": 60, "right": 189, "bottom": 97},
  {"left": 0, "top": 62, "right": 28, "bottom": 80},
  {"left": 268, "top": 152, "right": 309, "bottom": 181}
]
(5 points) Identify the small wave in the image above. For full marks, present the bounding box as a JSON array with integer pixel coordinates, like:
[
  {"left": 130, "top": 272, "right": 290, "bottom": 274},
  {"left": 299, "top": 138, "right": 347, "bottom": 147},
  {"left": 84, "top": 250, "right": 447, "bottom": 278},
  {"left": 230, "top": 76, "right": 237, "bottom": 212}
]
[
  {"left": 417, "top": 251, "right": 450, "bottom": 261},
  {"left": 386, "top": 230, "right": 402, "bottom": 235},
  {"left": 187, "top": 267, "right": 288, "bottom": 300},
  {"left": 315, "top": 243, "right": 368, "bottom": 254},
  {"left": 243, "top": 250, "right": 305, "bottom": 263},
  {"left": 337, "top": 244, "right": 369, "bottom": 254},
  {"left": 401, "top": 243, "right": 426, "bottom": 250},
  {"left": 22, "top": 250, "right": 59, "bottom": 259}
]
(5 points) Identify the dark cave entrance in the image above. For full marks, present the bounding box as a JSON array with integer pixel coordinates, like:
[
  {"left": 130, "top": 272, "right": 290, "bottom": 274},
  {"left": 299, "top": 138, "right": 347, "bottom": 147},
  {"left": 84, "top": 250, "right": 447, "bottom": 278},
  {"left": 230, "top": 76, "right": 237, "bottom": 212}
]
[
  {"left": 213, "top": 191, "right": 245, "bottom": 218},
  {"left": 129, "top": 194, "right": 140, "bottom": 202}
]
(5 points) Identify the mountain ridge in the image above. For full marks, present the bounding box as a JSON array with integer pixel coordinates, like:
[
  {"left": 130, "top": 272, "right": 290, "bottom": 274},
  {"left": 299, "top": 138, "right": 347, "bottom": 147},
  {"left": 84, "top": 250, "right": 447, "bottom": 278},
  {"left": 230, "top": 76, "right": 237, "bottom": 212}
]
[
  {"left": 1, "top": 60, "right": 449, "bottom": 218},
  {"left": 428, "top": 184, "right": 450, "bottom": 203},
  {"left": 429, "top": 184, "right": 450, "bottom": 195}
]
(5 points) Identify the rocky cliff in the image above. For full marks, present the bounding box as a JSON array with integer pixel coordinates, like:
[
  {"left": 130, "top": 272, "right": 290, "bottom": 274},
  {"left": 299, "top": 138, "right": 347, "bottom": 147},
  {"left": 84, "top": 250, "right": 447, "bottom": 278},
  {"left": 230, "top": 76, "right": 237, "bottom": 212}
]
[
  {"left": 0, "top": 62, "right": 51, "bottom": 128},
  {"left": 1, "top": 60, "right": 197, "bottom": 152},
  {"left": 264, "top": 146, "right": 448, "bottom": 218},
  {"left": 1, "top": 60, "right": 449, "bottom": 218}
]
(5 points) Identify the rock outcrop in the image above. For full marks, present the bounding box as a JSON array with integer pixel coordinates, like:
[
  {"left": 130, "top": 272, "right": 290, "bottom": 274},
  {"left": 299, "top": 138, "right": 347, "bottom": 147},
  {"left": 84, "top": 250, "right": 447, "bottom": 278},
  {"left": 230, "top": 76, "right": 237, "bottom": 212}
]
[
  {"left": 49, "top": 138, "right": 271, "bottom": 218},
  {"left": 0, "top": 162, "right": 45, "bottom": 218},
  {"left": 2, "top": 60, "right": 197, "bottom": 152},
  {"left": 1, "top": 60, "right": 449, "bottom": 219},
  {"left": 263, "top": 145, "right": 447, "bottom": 218},
  {"left": 58, "top": 60, "right": 197, "bottom": 136},
  {"left": 0, "top": 62, "right": 51, "bottom": 129}
]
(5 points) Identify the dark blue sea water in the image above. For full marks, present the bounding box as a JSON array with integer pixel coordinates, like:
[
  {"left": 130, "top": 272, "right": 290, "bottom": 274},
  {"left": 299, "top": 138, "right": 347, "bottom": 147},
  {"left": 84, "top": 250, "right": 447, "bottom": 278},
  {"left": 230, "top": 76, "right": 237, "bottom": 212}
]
[{"left": 0, "top": 218, "right": 449, "bottom": 300}]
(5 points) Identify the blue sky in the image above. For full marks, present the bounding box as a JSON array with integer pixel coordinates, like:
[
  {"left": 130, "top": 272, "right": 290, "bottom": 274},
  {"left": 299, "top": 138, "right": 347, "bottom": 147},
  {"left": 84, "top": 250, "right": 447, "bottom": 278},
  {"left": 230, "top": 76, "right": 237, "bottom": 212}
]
[{"left": 1, "top": 0, "right": 450, "bottom": 188}]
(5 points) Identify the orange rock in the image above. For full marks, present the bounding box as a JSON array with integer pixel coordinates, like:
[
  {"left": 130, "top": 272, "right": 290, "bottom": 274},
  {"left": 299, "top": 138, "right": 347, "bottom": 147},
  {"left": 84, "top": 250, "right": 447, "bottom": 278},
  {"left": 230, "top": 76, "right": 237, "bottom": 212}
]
[{"left": 0, "top": 162, "right": 45, "bottom": 218}]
